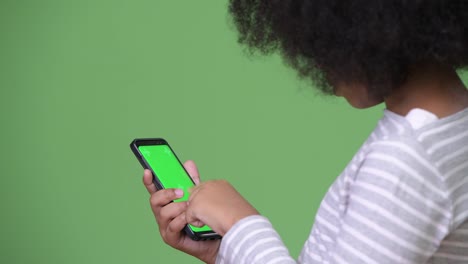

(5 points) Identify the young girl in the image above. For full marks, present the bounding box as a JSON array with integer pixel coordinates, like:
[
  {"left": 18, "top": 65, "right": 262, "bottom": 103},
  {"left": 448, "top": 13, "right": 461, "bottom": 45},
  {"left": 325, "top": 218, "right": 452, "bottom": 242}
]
[{"left": 142, "top": 1, "right": 468, "bottom": 263}]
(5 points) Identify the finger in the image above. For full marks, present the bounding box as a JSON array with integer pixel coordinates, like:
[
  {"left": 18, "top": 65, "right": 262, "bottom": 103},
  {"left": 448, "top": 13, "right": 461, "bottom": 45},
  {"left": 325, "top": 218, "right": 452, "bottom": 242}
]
[
  {"left": 188, "top": 220, "right": 205, "bottom": 227},
  {"left": 158, "top": 201, "right": 188, "bottom": 227},
  {"left": 167, "top": 212, "right": 189, "bottom": 234},
  {"left": 142, "top": 169, "right": 157, "bottom": 194},
  {"left": 187, "top": 184, "right": 203, "bottom": 203},
  {"left": 150, "top": 189, "right": 184, "bottom": 216},
  {"left": 184, "top": 160, "right": 200, "bottom": 185},
  {"left": 185, "top": 208, "right": 202, "bottom": 228},
  {"left": 185, "top": 199, "right": 203, "bottom": 227}
]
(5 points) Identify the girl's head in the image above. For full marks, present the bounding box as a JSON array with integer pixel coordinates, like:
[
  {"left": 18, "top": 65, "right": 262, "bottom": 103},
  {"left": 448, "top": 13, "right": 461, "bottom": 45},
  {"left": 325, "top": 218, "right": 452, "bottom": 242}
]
[{"left": 228, "top": 0, "right": 468, "bottom": 108}]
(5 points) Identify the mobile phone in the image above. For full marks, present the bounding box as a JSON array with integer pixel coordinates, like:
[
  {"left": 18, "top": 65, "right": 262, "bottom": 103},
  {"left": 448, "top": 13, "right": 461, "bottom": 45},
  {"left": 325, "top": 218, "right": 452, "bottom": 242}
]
[{"left": 130, "top": 138, "right": 221, "bottom": 241}]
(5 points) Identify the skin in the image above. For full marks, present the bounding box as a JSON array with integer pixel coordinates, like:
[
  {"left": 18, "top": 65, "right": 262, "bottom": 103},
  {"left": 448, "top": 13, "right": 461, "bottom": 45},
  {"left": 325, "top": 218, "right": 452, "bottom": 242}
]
[
  {"left": 384, "top": 65, "right": 468, "bottom": 118},
  {"left": 144, "top": 65, "right": 468, "bottom": 264},
  {"left": 336, "top": 65, "right": 468, "bottom": 116},
  {"left": 143, "top": 161, "right": 223, "bottom": 264}
]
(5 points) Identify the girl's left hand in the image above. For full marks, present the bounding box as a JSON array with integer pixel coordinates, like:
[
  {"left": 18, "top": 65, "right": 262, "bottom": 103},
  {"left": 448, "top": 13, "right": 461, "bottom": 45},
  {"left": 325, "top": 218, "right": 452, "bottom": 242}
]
[{"left": 185, "top": 180, "right": 259, "bottom": 236}]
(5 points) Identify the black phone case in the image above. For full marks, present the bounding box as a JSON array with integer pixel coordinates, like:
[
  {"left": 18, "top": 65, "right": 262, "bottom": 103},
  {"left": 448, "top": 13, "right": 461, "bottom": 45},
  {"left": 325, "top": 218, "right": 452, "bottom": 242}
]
[{"left": 130, "top": 138, "right": 221, "bottom": 241}]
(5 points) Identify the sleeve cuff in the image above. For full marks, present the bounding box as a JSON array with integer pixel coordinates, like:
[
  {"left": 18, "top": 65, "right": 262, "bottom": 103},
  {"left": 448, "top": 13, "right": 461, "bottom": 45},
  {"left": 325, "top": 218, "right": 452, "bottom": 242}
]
[{"left": 216, "top": 215, "right": 293, "bottom": 264}]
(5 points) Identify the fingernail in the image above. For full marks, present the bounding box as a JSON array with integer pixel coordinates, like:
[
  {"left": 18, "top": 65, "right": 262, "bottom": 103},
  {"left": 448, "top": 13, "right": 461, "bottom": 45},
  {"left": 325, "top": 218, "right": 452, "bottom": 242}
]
[{"left": 174, "top": 189, "right": 184, "bottom": 198}]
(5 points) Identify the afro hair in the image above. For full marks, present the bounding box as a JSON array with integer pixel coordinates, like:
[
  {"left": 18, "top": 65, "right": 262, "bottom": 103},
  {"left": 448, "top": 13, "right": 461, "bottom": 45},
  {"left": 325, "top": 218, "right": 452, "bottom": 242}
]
[{"left": 229, "top": 0, "right": 468, "bottom": 97}]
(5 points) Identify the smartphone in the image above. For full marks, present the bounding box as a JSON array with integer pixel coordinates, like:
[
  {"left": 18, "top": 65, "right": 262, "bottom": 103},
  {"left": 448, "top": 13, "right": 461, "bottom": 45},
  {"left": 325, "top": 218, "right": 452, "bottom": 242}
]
[{"left": 130, "top": 138, "right": 221, "bottom": 241}]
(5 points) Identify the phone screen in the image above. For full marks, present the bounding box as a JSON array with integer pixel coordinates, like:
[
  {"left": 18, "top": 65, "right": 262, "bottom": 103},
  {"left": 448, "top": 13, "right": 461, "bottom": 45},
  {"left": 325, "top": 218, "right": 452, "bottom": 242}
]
[{"left": 138, "top": 144, "right": 213, "bottom": 233}]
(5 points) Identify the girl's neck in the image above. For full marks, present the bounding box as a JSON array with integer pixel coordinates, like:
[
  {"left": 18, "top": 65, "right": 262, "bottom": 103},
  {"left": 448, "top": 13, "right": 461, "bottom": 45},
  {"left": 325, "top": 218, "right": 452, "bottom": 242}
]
[{"left": 385, "top": 65, "right": 468, "bottom": 118}]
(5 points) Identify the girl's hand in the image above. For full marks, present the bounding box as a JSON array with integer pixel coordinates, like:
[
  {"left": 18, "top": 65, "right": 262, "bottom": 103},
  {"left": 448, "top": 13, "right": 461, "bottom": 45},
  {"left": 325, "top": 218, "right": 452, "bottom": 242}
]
[
  {"left": 143, "top": 160, "right": 220, "bottom": 264},
  {"left": 186, "top": 180, "right": 260, "bottom": 236}
]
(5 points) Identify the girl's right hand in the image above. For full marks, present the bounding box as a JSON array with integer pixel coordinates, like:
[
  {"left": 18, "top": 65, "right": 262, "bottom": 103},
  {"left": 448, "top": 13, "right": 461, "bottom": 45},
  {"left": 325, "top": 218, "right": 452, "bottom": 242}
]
[{"left": 143, "top": 160, "right": 221, "bottom": 264}]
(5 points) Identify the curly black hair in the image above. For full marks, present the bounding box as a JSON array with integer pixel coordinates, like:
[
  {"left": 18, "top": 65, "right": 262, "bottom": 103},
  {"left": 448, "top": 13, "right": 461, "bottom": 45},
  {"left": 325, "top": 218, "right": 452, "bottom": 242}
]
[{"left": 228, "top": 0, "right": 468, "bottom": 97}]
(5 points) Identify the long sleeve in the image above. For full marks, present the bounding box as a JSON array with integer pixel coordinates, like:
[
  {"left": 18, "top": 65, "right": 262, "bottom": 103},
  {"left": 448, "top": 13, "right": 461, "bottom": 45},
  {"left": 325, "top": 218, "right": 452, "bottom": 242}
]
[
  {"left": 214, "top": 108, "right": 468, "bottom": 264},
  {"left": 216, "top": 215, "right": 297, "bottom": 264},
  {"left": 214, "top": 138, "right": 451, "bottom": 264},
  {"left": 324, "top": 139, "right": 452, "bottom": 263}
]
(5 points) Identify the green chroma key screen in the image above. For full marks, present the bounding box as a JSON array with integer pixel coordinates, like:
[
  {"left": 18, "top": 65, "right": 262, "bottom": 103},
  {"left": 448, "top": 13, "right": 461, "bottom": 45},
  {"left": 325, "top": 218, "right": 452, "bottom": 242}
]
[{"left": 138, "top": 144, "right": 212, "bottom": 232}]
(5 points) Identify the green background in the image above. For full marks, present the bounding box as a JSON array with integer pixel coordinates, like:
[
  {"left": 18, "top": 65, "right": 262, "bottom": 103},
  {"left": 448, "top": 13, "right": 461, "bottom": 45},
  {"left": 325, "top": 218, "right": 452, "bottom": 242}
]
[{"left": 1, "top": 1, "right": 466, "bottom": 263}]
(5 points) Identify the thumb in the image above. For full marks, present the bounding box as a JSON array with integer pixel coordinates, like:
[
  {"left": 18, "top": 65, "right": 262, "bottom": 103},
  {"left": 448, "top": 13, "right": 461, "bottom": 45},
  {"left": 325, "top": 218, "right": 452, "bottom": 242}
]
[{"left": 184, "top": 160, "right": 200, "bottom": 185}]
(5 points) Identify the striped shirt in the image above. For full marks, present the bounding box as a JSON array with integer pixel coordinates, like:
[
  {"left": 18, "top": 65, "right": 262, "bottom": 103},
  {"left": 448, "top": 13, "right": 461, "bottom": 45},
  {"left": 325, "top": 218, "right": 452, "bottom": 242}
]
[{"left": 216, "top": 108, "right": 468, "bottom": 264}]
